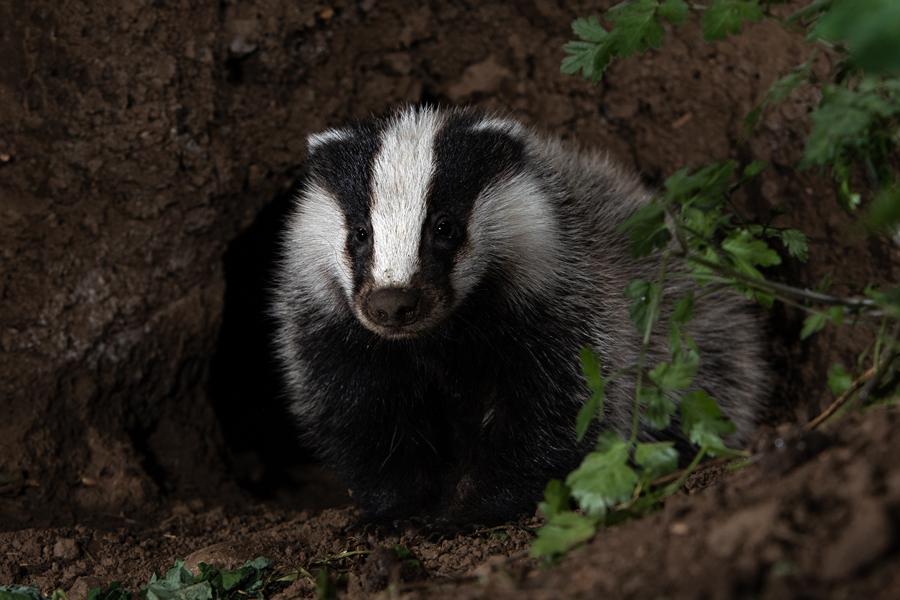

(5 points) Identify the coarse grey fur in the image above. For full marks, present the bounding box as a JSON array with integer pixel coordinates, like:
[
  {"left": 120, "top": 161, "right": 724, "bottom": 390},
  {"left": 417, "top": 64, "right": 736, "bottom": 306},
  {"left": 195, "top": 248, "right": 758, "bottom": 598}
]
[{"left": 272, "top": 106, "right": 767, "bottom": 524}]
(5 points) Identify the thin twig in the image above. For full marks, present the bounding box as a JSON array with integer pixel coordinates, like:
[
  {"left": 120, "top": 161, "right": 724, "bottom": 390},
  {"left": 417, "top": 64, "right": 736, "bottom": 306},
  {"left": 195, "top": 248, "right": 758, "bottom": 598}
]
[
  {"left": 805, "top": 365, "right": 878, "bottom": 430},
  {"left": 687, "top": 254, "right": 878, "bottom": 310}
]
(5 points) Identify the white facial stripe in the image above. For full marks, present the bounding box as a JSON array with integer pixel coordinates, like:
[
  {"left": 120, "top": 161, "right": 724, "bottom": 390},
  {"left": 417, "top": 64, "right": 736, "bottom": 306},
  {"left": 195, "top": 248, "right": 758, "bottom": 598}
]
[
  {"left": 284, "top": 183, "right": 354, "bottom": 306},
  {"left": 459, "top": 172, "right": 560, "bottom": 299},
  {"left": 369, "top": 108, "right": 443, "bottom": 288}
]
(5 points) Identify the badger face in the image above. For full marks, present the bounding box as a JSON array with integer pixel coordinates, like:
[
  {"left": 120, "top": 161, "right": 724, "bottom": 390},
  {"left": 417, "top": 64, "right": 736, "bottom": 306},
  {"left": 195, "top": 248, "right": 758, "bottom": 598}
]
[{"left": 285, "top": 107, "right": 562, "bottom": 339}]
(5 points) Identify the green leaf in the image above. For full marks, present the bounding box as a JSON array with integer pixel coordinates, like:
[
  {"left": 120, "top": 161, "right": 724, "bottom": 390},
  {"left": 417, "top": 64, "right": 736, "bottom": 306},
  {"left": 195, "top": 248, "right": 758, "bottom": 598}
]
[
  {"left": 827, "top": 363, "right": 853, "bottom": 396},
  {"left": 658, "top": 0, "right": 690, "bottom": 25},
  {"left": 640, "top": 386, "right": 677, "bottom": 430},
  {"left": 624, "top": 279, "right": 661, "bottom": 333},
  {"left": 576, "top": 348, "right": 606, "bottom": 441},
  {"left": 572, "top": 14, "right": 608, "bottom": 42},
  {"left": 865, "top": 183, "right": 900, "bottom": 231},
  {"left": 649, "top": 351, "right": 699, "bottom": 391},
  {"left": 744, "top": 59, "right": 814, "bottom": 136},
  {"left": 722, "top": 230, "right": 782, "bottom": 273},
  {"left": 669, "top": 290, "right": 695, "bottom": 325},
  {"left": 0, "top": 587, "right": 48, "bottom": 600},
  {"left": 679, "top": 390, "right": 736, "bottom": 454},
  {"left": 537, "top": 478, "right": 572, "bottom": 519},
  {"left": 813, "top": 0, "right": 900, "bottom": 74},
  {"left": 620, "top": 201, "right": 672, "bottom": 258},
  {"left": 701, "top": 0, "right": 764, "bottom": 42},
  {"left": 86, "top": 584, "right": 130, "bottom": 600},
  {"left": 779, "top": 229, "right": 809, "bottom": 262},
  {"left": 801, "top": 82, "right": 898, "bottom": 171},
  {"left": 665, "top": 161, "right": 735, "bottom": 209},
  {"left": 562, "top": 17, "right": 616, "bottom": 82},
  {"left": 606, "top": 0, "right": 666, "bottom": 56},
  {"left": 566, "top": 431, "right": 638, "bottom": 517},
  {"left": 686, "top": 245, "right": 721, "bottom": 286},
  {"left": 800, "top": 312, "right": 827, "bottom": 340},
  {"left": 742, "top": 161, "right": 767, "bottom": 181},
  {"left": 635, "top": 441, "right": 679, "bottom": 481},
  {"left": 530, "top": 510, "right": 599, "bottom": 557}
]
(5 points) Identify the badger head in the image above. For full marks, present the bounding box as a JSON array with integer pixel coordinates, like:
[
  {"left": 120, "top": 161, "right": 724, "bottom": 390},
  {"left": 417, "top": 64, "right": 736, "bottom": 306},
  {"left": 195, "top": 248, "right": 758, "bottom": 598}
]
[{"left": 283, "top": 107, "right": 562, "bottom": 339}]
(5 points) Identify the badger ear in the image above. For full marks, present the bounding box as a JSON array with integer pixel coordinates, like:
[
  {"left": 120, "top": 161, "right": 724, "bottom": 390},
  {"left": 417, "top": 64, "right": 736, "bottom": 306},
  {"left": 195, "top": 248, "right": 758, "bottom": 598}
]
[
  {"left": 469, "top": 116, "right": 524, "bottom": 139},
  {"left": 307, "top": 128, "right": 352, "bottom": 154}
]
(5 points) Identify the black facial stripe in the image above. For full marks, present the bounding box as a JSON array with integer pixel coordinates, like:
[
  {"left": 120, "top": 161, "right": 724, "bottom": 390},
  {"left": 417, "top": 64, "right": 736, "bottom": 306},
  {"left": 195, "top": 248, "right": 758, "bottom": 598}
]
[
  {"left": 418, "top": 113, "right": 526, "bottom": 287},
  {"left": 428, "top": 113, "right": 525, "bottom": 220},
  {"left": 307, "top": 120, "right": 383, "bottom": 289}
]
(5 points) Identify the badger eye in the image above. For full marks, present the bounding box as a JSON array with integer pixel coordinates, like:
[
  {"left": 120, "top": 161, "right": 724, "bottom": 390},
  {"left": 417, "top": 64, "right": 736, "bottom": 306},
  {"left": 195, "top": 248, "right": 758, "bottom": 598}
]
[
  {"left": 434, "top": 219, "right": 456, "bottom": 240},
  {"left": 355, "top": 227, "right": 368, "bottom": 243}
]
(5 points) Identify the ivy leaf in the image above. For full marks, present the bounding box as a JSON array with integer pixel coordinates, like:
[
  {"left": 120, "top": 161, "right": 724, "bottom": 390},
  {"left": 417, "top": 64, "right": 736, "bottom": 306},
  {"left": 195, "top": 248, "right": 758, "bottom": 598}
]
[
  {"left": 566, "top": 431, "right": 638, "bottom": 517},
  {"left": 827, "top": 363, "right": 853, "bottom": 396},
  {"left": 679, "top": 390, "right": 736, "bottom": 455},
  {"left": 606, "top": 0, "right": 666, "bottom": 57},
  {"left": 701, "top": 0, "right": 764, "bottom": 42},
  {"left": 576, "top": 348, "right": 606, "bottom": 441},
  {"left": 624, "top": 279, "right": 661, "bottom": 333},
  {"left": 658, "top": 0, "right": 690, "bottom": 25},
  {"left": 635, "top": 441, "right": 679, "bottom": 482},
  {"left": 779, "top": 229, "right": 809, "bottom": 262}
]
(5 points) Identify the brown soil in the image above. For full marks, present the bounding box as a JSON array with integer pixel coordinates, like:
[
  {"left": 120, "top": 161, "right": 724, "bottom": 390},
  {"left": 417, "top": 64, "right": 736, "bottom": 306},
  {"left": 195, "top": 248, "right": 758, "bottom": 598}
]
[{"left": 1, "top": 1, "right": 898, "bottom": 599}]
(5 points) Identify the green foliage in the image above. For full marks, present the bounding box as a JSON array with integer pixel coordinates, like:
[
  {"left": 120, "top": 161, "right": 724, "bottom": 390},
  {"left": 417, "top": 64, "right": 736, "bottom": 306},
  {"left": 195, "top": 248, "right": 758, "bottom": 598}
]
[
  {"left": 575, "top": 348, "right": 606, "bottom": 441},
  {"left": 701, "top": 0, "right": 763, "bottom": 42},
  {"left": 566, "top": 432, "right": 638, "bottom": 517},
  {"left": 141, "top": 558, "right": 296, "bottom": 600},
  {"left": 539, "top": 0, "right": 900, "bottom": 560},
  {"left": 811, "top": 0, "right": 900, "bottom": 74},
  {"left": 828, "top": 363, "right": 853, "bottom": 395}
]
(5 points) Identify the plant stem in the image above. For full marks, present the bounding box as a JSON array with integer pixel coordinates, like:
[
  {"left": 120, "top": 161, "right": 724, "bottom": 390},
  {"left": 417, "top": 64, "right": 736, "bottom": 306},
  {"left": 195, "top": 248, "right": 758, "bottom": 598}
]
[
  {"left": 630, "top": 252, "right": 671, "bottom": 445},
  {"left": 686, "top": 254, "right": 878, "bottom": 309}
]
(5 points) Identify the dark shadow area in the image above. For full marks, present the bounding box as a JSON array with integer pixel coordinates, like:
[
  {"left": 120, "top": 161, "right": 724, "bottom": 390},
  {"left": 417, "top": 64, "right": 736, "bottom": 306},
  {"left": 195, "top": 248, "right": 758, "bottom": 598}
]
[{"left": 208, "top": 181, "right": 321, "bottom": 501}]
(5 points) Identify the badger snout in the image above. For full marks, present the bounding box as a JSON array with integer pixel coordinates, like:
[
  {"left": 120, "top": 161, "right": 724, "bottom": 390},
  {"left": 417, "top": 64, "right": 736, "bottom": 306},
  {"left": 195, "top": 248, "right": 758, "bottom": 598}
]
[{"left": 364, "top": 287, "right": 421, "bottom": 328}]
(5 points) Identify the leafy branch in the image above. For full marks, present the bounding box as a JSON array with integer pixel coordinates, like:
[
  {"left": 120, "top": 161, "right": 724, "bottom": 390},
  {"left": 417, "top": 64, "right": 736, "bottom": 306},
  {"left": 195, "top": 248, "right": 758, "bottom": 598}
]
[{"left": 537, "top": 0, "right": 900, "bottom": 558}]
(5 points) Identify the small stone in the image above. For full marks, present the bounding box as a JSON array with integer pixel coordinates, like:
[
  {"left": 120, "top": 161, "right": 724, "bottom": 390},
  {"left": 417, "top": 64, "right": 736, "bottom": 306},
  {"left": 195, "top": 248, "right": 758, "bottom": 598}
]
[
  {"left": 68, "top": 577, "right": 105, "bottom": 600},
  {"left": 53, "top": 538, "right": 82, "bottom": 561}
]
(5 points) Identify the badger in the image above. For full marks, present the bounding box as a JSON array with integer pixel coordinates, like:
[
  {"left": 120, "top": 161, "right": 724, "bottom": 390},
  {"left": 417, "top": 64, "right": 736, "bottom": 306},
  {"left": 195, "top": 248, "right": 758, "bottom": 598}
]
[{"left": 273, "top": 106, "right": 766, "bottom": 524}]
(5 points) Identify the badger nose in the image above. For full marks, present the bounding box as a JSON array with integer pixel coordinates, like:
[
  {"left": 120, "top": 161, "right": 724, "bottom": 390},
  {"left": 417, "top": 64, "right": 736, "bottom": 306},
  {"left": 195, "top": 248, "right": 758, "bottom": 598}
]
[{"left": 365, "top": 287, "right": 420, "bottom": 327}]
